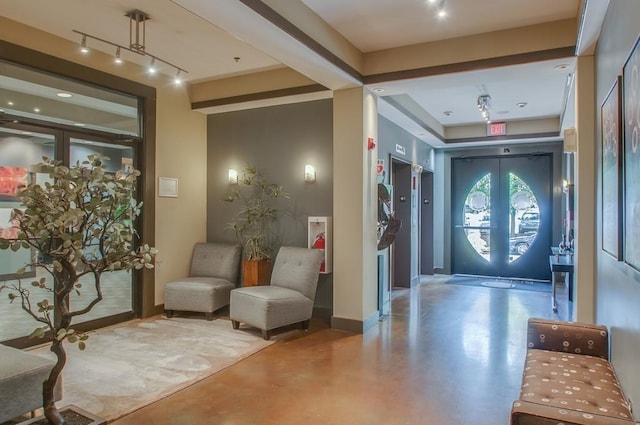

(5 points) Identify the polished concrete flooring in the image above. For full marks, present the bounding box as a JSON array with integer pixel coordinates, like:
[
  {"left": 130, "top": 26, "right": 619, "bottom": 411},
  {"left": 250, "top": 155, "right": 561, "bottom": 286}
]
[{"left": 111, "top": 275, "right": 569, "bottom": 425}]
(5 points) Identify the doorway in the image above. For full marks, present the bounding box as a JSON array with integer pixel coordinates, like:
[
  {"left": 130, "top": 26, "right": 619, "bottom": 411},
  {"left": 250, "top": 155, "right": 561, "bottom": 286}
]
[
  {"left": 391, "top": 157, "right": 412, "bottom": 287},
  {"left": 420, "top": 170, "right": 434, "bottom": 275},
  {"left": 0, "top": 123, "right": 141, "bottom": 346},
  {"left": 451, "top": 154, "right": 552, "bottom": 280}
]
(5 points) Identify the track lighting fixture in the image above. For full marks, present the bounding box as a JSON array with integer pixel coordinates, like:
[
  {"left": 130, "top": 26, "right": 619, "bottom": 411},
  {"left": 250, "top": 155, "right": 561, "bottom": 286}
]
[
  {"left": 477, "top": 95, "right": 492, "bottom": 124},
  {"left": 73, "top": 9, "right": 188, "bottom": 85}
]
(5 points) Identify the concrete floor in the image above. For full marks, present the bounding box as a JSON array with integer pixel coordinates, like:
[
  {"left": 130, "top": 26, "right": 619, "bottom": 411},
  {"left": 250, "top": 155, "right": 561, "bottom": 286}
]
[{"left": 110, "top": 275, "right": 568, "bottom": 425}]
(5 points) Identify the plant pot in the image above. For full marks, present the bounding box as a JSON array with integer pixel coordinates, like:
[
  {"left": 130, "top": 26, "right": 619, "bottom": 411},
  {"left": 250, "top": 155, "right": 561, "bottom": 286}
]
[
  {"left": 242, "top": 259, "right": 271, "bottom": 286},
  {"left": 18, "top": 405, "right": 105, "bottom": 425}
]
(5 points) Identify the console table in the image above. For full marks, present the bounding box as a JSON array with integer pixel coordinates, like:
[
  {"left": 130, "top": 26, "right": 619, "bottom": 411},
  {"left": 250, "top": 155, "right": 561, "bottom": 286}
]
[{"left": 549, "top": 254, "right": 574, "bottom": 312}]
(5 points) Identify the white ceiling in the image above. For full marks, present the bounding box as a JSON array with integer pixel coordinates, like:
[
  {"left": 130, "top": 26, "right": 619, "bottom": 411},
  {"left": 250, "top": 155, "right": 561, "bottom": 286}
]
[{"left": 1, "top": 0, "right": 597, "bottom": 148}]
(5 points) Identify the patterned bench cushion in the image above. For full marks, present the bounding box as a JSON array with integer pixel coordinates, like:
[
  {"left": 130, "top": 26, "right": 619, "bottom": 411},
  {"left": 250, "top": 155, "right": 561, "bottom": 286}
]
[{"left": 521, "top": 348, "right": 633, "bottom": 421}]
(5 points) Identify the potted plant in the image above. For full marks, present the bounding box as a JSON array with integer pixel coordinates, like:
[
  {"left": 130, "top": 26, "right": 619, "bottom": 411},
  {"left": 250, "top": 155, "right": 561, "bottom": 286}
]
[
  {"left": 224, "top": 166, "right": 288, "bottom": 286},
  {"left": 0, "top": 155, "right": 157, "bottom": 425}
]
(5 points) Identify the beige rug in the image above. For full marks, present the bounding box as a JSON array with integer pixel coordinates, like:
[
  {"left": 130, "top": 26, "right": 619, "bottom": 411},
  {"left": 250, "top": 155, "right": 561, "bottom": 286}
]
[{"left": 29, "top": 316, "right": 274, "bottom": 421}]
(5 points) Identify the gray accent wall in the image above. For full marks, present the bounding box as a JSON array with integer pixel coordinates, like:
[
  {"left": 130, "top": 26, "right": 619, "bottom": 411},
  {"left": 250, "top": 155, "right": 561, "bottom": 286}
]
[
  {"left": 206, "top": 99, "right": 333, "bottom": 314},
  {"left": 595, "top": 0, "right": 640, "bottom": 407},
  {"left": 377, "top": 115, "right": 433, "bottom": 300}
]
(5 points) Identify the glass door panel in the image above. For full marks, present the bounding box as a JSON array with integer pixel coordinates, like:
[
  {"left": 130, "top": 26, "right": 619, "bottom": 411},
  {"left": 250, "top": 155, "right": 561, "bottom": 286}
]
[
  {"left": 69, "top": 138, "right": 135, "bottom": 323},
  {"left": 452, "top": 154, "right": 552, "bottom": 280},
  {"left": 0, "top": 127, "right": 57, "bottom": 341}
]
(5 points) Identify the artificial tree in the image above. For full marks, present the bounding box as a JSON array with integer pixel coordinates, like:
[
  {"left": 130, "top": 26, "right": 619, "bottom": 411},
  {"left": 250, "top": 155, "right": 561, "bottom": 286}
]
[
  {"left": 224, "top": 166, "right": 288, "bottom": 285},
  {"left": 0, "top": 155, "right": 157, "bottom": 425}
]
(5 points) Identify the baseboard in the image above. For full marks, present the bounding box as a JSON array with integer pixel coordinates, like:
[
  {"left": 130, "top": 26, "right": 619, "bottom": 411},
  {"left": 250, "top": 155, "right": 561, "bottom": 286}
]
[{"left": 331, "top": 312, "right": 379, "bottom": 334}]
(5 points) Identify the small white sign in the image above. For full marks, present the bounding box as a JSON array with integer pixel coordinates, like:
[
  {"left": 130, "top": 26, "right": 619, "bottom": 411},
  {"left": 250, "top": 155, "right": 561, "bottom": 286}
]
[
  {"left": 395, "top": 144, "right": 406, "bottom": 155},
  {"left": 158, "top": 177, "right": 178, "bottom": 198}
]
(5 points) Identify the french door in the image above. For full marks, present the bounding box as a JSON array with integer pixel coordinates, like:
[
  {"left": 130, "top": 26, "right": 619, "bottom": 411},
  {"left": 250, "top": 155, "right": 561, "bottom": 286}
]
[
  {"left": 451, "top": 154, "right": 552, "bottom": 280},
  {"left": 0, "top": 123, "right": 139, "bottom": 345}
]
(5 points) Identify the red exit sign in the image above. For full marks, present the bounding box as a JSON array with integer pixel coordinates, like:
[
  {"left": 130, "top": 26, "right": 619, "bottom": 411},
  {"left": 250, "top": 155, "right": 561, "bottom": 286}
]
[{"left": 488, "top": 122, "right": 507, "bottom": 136}]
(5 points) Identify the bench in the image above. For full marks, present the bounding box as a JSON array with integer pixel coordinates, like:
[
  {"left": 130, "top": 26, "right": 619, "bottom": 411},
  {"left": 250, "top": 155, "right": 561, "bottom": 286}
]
[
  {"left": 0, "top": 344, "right": 62, "bottom": 423},
  {"left": 511, "top": 318, "right": 636, "bottom": 425}
]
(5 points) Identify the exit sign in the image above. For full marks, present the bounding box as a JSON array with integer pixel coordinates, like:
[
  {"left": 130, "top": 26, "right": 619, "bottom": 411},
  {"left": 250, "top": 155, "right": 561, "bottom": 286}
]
[{"left": 488, "top": 122, "right": 507, "bottom": 136}]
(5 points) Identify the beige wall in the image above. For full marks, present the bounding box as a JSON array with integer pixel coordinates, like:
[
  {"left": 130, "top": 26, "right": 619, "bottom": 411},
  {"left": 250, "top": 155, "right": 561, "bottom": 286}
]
[
  {"left": 1, "top": 17, "right": 208, "bottom": 308},
  {"left": 154, "top": 86, "right": 207, "bottom": 305}
]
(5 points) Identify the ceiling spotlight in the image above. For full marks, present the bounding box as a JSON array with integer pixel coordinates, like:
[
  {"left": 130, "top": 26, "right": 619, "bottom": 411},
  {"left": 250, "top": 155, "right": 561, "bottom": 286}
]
[
  {"left": 373, "top": 88, "right": 385, "bottom": 93},
  {"left": 56, "top": 92, "right": 72, "bottom": 98},
  {"left": 554, "top": 64, "right": 570, "bottom": 71},
  {"left": 80, "top": 35, "right": 89, "bottom": 54},
  {"left": 8, "top": 101, "right": 15, "bottom": 106},
  {"left": 114, "top": 47, "right": 123, "bottom": 65},
  {"left": 174, "top": 70, "right": 183, "bottom": 85},
  {"left": 148, "top": 57, "right": 157, "bottom": 74},
  {"left": 437, "top": 8, "right": 447, "bottom": 18},
  {"left": 516, "top": 102, "right": 528, "bottom": 108},
  {"left": 33, "top": 107, "right": 41, "bottom": 113},
  {"left": 443, "top": 111, "right": 453, "bottom": 116}
]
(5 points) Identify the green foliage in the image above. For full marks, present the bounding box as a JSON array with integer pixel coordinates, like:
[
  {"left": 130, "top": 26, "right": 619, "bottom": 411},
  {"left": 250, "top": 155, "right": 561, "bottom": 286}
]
[
  {"left": 225, "top": 166, "right": 288, "bottom": 261},
  {"left": 0, "top": 155, "right": 157, "bottom": 423}
]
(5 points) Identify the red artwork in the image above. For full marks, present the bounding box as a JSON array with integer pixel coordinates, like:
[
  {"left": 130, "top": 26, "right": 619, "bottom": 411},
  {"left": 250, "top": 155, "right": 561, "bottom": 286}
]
[{"left": 0, "top": 166, "right": 28, "bottom": 198}]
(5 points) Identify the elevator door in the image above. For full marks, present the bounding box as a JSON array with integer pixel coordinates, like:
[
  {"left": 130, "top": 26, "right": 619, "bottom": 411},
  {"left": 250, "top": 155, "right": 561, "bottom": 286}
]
[{"left": 451, "top": 154, "right": 552, "bottom": 280}]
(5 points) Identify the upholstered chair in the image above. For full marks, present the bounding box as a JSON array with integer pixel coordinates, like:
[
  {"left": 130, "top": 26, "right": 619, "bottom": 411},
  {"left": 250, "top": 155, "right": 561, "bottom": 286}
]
[
  {"left": 164, "top": 242, "right": 242, "bottom": 320},
  {"left": 230, "top": 246, "right": 323, "bottom": 340}
]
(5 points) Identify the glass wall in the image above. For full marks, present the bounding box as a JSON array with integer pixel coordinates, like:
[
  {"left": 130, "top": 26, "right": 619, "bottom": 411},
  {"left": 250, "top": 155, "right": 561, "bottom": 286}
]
[
  {"left": 0, "top": 61, "right": 143, "bottom": 344},
  {"left": 0, "top": 60, "right": 140, "bottom": 137}
]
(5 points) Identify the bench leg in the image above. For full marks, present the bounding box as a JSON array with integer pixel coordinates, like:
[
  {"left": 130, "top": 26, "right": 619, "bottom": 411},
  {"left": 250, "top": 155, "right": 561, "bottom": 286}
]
[{"left": 231, "top": 320, "right": 240, "bottom": 329}]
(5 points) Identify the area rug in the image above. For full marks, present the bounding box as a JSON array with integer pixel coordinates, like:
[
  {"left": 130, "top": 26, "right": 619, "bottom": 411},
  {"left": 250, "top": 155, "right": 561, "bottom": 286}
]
[
  {"left": 28, "top": 317, "right": 274, "bottom": 422},
  {"left": 445, "top": 274, "right": 551, "bottom": 293}
]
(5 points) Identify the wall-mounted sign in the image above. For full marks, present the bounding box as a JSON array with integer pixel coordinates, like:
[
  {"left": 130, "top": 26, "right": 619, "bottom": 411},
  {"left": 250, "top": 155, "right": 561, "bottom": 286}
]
[
  {"left": 376, "top": 159, "right": 385, "bottom": 176},
  {"left": 488, "top": 122, "right": 507, "bottom": 136},
  {"left": 395, "top": 144, "right": 406, "bottom": 155}
]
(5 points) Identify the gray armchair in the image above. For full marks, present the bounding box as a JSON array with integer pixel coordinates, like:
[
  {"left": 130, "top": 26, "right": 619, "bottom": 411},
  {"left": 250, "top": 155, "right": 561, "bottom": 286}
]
[
  {"left": 164, "top": 242, "right": 241, "bottom": 320},
  {"left": 230, "top": 246, "right": 323, "bottom": 340}
]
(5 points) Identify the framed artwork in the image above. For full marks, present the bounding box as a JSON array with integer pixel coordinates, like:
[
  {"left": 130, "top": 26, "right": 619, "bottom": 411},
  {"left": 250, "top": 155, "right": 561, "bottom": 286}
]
[
  {"left": 624, "top": 35, "right": 640, "bottom": 270},
  {"left": 0, "top": 166, "right": 28, "bottom": 202},
  {"left": 601, "top": 76, "right": 623, "bottom": 260}
]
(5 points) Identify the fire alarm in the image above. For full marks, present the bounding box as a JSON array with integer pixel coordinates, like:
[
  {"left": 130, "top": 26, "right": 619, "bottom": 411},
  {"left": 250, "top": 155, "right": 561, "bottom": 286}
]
[{"left": 367, "top": 137, "right": 376, "bottom": 150}]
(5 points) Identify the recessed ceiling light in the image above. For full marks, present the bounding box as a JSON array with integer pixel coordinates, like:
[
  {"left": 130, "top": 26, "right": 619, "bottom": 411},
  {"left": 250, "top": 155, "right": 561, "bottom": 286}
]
[
  {"left": 554, "top": 64, "right": 570, "bottom": 71},
  {"left": 373, "top": 88, "right": 385, "bottom": 93},
  {"left": 21, "top": 131, "right": 33, "bottom": 135},
  {"left": 56, "top": 92, "right": 73, "bottom": 98},
  {"left": 73, "top": 123, "right": 86, "bottom": 127},
  {"left": 34, "top": 107, "right": 41, "bottom": 113},
  {"left": 7, "top": 101, "right": 14, "bottom": 106},
  {"left": 516, "top": 102, "right": 528, "bottom": 108},
  {"left": 443, "top": 111, "right": 453, "bottom": 116}
]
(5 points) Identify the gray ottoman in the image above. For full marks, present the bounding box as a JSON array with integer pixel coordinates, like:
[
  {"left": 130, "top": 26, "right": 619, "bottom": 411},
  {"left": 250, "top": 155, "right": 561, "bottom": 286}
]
[{"left": 0, "top": 344, "right": 62, "bottom": 423}]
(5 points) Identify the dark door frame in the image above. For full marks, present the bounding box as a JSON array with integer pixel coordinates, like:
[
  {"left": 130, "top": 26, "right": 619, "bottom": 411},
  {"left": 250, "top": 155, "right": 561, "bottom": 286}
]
[
  {"left": 390, "top": 156, "right": 412, "bottom": 288},
  {"left": 420, "top": 170, "right": 434, "bottom": 275}
]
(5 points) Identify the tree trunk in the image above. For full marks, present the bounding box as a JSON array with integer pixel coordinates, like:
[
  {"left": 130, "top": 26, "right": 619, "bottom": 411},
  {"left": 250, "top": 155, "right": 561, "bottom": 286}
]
[{"left": 43, "top": 331, "right": 67, "bottom": 424}]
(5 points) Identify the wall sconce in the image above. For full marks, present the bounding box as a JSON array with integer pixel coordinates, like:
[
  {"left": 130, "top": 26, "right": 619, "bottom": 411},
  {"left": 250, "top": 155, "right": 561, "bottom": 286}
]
[
  {"left": 304, "top": 164, "right": 316, "bottom": 182},
  {"left": 228, "top": 169, "right": 238, "bottom": 184}
]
